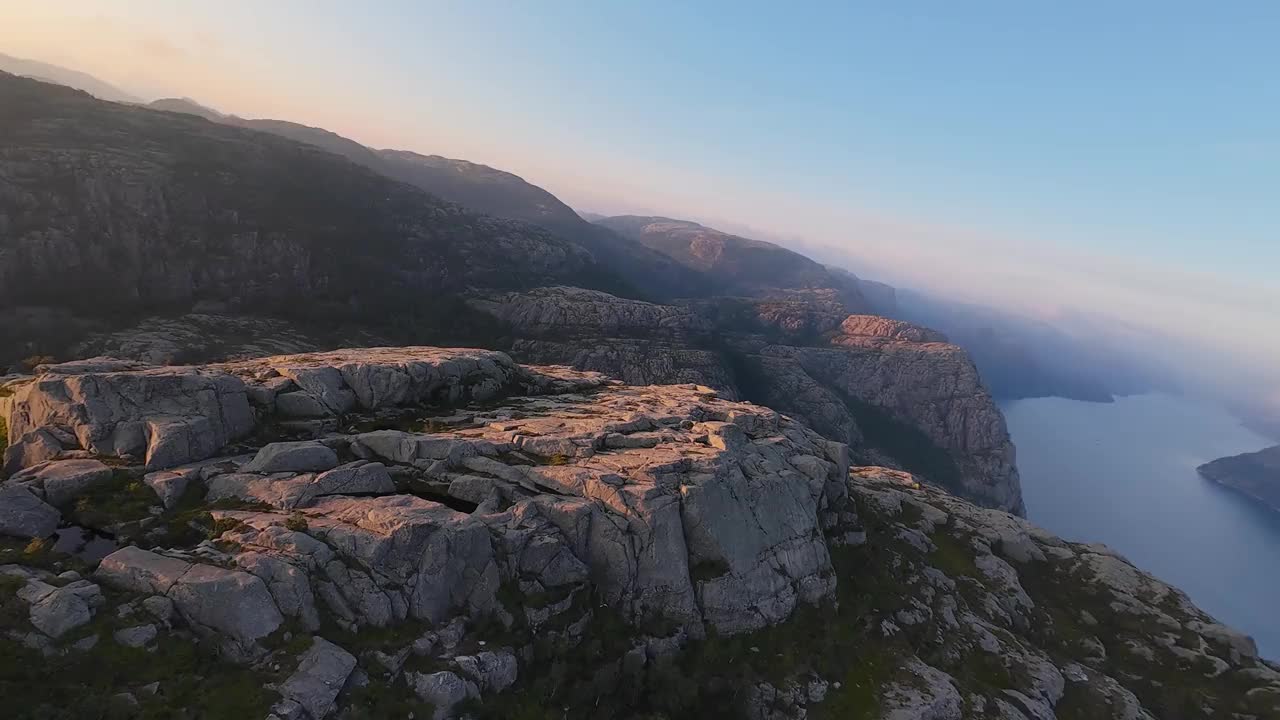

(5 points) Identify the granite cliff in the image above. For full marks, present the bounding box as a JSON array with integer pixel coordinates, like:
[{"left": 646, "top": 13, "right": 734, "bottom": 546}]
[
  {"left": 1, "top": 348, "right": 1273, "bottom": 719},
  {"left": 480, "top": 287, "right": 1023, "bottom": 515}
]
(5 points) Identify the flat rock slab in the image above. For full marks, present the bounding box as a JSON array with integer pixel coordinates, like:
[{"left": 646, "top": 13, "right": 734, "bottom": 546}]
[{"left": 207, "top": 461, "right": 395, "bottom": 511}]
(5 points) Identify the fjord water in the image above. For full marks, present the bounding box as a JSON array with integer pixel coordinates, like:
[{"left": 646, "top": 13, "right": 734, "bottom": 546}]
[{"left": 1004, "top": 393, "right": 1280, "bottom": 659}]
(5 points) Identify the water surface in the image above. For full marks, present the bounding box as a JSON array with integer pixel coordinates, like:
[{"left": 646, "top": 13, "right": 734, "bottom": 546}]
[{"left": 1004, "top": 393, "right": 1280, "bottom": 659}]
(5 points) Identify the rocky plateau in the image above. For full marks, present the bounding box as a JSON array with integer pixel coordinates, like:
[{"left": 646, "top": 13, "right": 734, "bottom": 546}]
[{"left": 0, "top": 347, "right": 1273, "bottom": 720}]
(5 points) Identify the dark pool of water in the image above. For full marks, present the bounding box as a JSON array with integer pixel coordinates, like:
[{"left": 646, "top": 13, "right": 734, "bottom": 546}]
[
  {"left": 1004, "top": 393, "right": 1280, "bottom": 659},
  {"left": 52, "top": 525, "right": 119, "bottom": 565}
]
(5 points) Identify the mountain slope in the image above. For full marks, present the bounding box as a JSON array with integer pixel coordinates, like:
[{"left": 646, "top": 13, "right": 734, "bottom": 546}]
[
  {"left": 0, "top": 73, "right": 625, "bottom": 362},
  {"left": 0, "top": 52, "right": 139, "bottom": 103},
  {"left": 146, "top": 98, "right": 706, "bottom": 300},
  {"left": 596, "top": 215, "right": 871, "bottom": 310}
]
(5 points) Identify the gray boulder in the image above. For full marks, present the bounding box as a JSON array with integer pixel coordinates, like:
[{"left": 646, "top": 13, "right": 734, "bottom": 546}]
[
  {"left": 407, "top": 670, "right": 479, "bottom": 720},
  {"left": 275, "top": 637, "right": 357, "bottom": 719},
  {"left": 276, "top": 392, "right": 332, "bottom": 419},
  {"left": 12, "top": 459, "right": 113, "bottom": 506},
  {"left": 242, "top": 442, "right": 339, "bottom": 474},
  {"left": 28, "top": 579, "right": 104, "bottom": 639},
  {"left": 113, "top": 623, "right": 158, "bottom": 648},
  {"left": 96, "top": 546, "right": 284, "bottom": 655},
  {"left": 143, "top": 467, "right": 200, "bottom": 510},
  {"left": 455, "top": 649, "right": 518, "bottom": 693},
  {"left": 0, "top": 485, "right": 60, "bottom": 539},
  {"left": 96, "top": 546, "right": 193, "bottom": 594},
  {"left": 2, "top": 428, "right": 65, "bottom": 476},
  {"left": 166, "top": 564, "right": 284, "bottom": 646}
]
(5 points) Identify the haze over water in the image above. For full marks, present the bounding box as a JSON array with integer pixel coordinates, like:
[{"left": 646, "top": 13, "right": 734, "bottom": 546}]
[{"left": 1004, "top": 393, "right": 1280, "bottom": 660}]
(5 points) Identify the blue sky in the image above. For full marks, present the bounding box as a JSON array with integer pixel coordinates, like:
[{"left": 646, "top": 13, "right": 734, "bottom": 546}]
[{"left": 1, "top": 1, "right": 1277, "bottom": 385}]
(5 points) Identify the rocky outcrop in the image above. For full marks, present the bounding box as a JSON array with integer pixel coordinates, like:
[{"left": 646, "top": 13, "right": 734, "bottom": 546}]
[
  {"left": 512, "top": 338, "right": 737, "bottom": 394},
  {"left": 0, "top": 347, "right": 1270, "bottom": 719},
  {"left": 2, "top": 361, "right": 255, "bottom": 475},
  {"left": 1198, "top": 444, "right": 1280, "bottom": 513},
  {"left": 760, "top": 337, "right": 1023, "bottom": 514},
  {"left": 471, "top": 286, "right": 712, "bottom": 337},
  {"left": 837, "top": 314, "right": 948, "bottom": 343},
  {"left": 480, "top": 287, "right": 1023, "bottom": 514}
]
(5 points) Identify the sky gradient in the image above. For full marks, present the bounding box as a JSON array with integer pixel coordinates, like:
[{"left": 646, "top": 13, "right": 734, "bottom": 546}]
[{"left": 1, "top": 1, "right": 1276, "bottom": 399}]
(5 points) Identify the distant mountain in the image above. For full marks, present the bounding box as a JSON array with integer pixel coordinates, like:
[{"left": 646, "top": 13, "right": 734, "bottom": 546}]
[
  {"left": 146, "top": 98, "right": 704, "bottom": 300},
  {"left": 0, "top": 52, "right": 139, "bottom": 103},
  {"left": 147, "top": 97, "right": 226, "bottom": 120},
  {"left": 1198, "top": 445, "right": 1280, "bottom": 513},
  {"left": 378, "top": 150, "right": 585, "bottom": 233},
  {"left": 594, "top": 215, "right": 871, "bottom": 310},
  {"left": 0, "top": 73, "right": 628, "bottom": 364}
]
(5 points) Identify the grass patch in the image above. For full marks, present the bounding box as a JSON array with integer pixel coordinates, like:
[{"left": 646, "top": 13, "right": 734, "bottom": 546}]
[
  {"left": 70, "top": 470, "right": 157, "bottom": 531},
  {"left": 341, "top": 679, "right": 436, "bottom": 720},
  {"left": 927, "top": 531, "right": 979, "bottom": 579},
  {"left": 1, "top": 582, "right": 280, "bottom": 720}
]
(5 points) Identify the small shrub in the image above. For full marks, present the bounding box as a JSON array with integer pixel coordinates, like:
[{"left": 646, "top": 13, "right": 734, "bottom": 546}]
[
  {"left": 285, "top": 513, "right": 308, "bottom": 532},
  {"left": 22, "top": 537, "right": 50, "bottom": 556},
  {"left": 209, "top": 516, "right": 246, "bottom": 540}
]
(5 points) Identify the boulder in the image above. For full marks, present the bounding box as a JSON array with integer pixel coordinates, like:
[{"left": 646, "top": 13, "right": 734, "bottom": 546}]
[
  {"left": 454, "top": 650, "right": 518, "bottom": 693},
  {"left": 3, "top": 428, "right": 65, "bottom": 477},
  {"left": 165, "top": 564, "right": 284, "bottom": 646},
  {"left": 28, "top": 580, "right": 103, "bottom": 639},
  {"left": 407, "top": 670, "right": 479, "bottom": 720},
  {"left": 0, "top": 485, "right": 60, "bottom": 539},
  {"left": 96, "top": 546, "right": 283, "bottom": 654},
  {"left": 275, "top": 637, "right": 357, "bottom": 720},
  {"left": 143, "top": 467, "right": 201, "bottom": 509},
  {"left": 12, "top": 459, "right": 113, "bottom": 506},
  {"left": 304, "top": 461, "right": 395, "bottom": 504},
  {"left": 113, "top": 623, "right": 158, "bottom": 648},
  {"left": 276, "top": 392, "right": 332, "bottom": 419},
  {"left": 242, "top": 442, "right": 340, "bottom": 474},
  {"left": 96, "top": 546, "right": 194, "bottom": 594}
]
